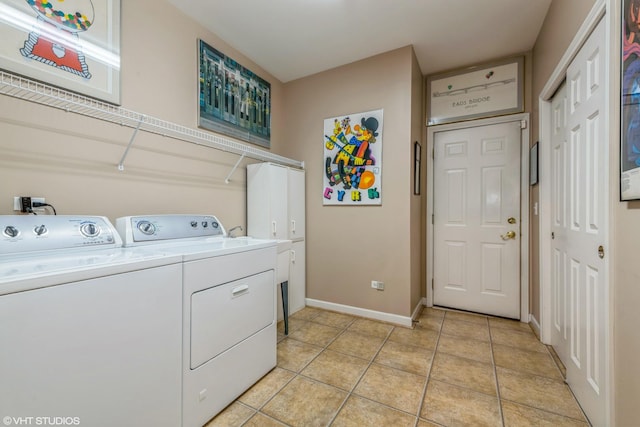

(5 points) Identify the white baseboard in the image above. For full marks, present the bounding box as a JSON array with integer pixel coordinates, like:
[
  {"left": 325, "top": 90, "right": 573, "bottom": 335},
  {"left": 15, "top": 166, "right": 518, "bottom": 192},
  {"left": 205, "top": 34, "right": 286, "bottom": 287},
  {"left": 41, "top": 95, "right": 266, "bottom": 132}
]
[{"left": 305, "top": 298, "right": 413, "bottom": 327}]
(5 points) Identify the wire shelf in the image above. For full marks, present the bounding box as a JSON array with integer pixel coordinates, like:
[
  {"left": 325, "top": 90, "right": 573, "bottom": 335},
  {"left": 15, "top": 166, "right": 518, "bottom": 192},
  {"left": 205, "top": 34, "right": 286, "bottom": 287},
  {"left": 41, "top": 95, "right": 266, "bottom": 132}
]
[{"left": 0, "top": 71, "right": 303, "bottom": 170}]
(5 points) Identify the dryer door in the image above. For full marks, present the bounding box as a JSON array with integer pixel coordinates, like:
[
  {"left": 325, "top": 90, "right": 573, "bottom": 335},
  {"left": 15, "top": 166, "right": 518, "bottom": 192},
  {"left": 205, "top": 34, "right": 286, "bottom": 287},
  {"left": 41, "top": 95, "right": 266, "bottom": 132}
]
[{"left": 190, "top": 270, "right": 275, "bottom": 369}]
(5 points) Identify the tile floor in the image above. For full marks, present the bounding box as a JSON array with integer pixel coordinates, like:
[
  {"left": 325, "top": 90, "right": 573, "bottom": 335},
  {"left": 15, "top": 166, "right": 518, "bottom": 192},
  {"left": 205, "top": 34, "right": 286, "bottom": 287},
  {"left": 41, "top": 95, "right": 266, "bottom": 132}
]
[{"left": 206, "top": 306, "right": 589, "bottom": 427}]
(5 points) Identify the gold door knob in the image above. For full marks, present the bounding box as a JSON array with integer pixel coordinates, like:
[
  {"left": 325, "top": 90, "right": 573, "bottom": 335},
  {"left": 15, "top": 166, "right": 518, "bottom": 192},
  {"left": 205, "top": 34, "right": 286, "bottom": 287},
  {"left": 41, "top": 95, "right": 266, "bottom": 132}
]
[{"left": 501, "top": 230, "right": 516, "bottom": 240}]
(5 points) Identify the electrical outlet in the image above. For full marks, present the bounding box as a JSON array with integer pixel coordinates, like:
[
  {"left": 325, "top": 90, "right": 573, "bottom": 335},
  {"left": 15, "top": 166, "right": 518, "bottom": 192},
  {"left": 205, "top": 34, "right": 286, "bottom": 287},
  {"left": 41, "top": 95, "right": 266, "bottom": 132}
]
[
  {"left": 13, "top": 196, "right": 45, "bottom": 212},
  {"left": 371, "top": 280, "right": 385, "bottom": 290}
]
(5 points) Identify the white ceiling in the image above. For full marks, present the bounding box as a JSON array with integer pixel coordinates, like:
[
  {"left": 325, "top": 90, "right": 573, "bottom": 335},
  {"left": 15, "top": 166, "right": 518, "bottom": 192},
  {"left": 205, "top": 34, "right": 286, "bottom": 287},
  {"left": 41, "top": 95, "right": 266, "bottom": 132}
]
[{"left": 167, "top": 0, "right": 552, "bottom": 83}]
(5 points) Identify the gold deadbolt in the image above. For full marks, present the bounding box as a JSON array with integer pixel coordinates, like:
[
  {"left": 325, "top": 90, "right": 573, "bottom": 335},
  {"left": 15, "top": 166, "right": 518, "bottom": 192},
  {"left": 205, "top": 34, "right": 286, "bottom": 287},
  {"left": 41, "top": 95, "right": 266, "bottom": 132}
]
[
  {"left": 598, "top": 245, "right": 605, "bottom": 259},
  {"left": 507, "top": 217, "right": 517, "bottom": 224}
]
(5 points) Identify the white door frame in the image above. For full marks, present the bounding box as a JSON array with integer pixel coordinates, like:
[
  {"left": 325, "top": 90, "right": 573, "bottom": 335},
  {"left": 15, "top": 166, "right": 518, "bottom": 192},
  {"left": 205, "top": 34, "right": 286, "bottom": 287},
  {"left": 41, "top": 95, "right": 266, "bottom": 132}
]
[
  {"left": 426, "top": 113, "right": 530, "bottom": 322},
  {"left": 538, "top": 0, "right": 612, "bottom": 424}
]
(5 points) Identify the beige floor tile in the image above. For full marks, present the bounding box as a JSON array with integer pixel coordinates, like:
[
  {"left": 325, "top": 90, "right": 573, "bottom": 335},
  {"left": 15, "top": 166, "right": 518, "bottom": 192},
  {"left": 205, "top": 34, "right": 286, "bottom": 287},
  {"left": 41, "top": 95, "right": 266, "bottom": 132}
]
[
  {"left": 502, "top": 400, "right": 590, "bottom": 427},
  {"left": 238, "top": 367, "right": 295, "bottom": 409},
  {"left": 347, "top": 318, "right": 394, "bottom": 338},
  {"left": 421, "top": 307, "right": 446, "bottom": 318},
  {"left": 416, "top": 420, "right": 441, "bottom": 427},
  {"left": 301, "top": 349, "right": 368, "bottom": 391},
  {"left": 243, "top": 412, "right": 288, "bottom": 427},
  {"left": 221, "top": 307, "right": 587, "bottom": 427},
  {"left": 290, "top": 306, "right": 322, "bottom": 321},
  {"left": 489, "top": 316, "right": 533, "bottom": 332},
  {"left": 332, "top": 395, "right": 417, "bottom": 427},
  {"left": 374, "top": 340, "right": 434, "bottom": 375},
  {"left": 441, "top": 318, "right": 490, "bottom": 341},
  {"left": 421, "top": 380, "right": 501, "bottom": 427},
  {"left": 276, "top": 338, "right": 322, "bottom": 372},
  {"left": 354, "top": 363, "right": 425, "bottom": 414},
  {"left": 491, "top": 327, "right": 548, "bottom": 353},
  {"left": 445, "top": 310, "right": 489, "bottom": 325},
  {"left": 204, "top": 402, "right": 255, "bottom": 427},
  {"left": 277, "top": 317, "right": 310, "bottom": 335},
  {"left": 437, "top": 334, "right": 492, "bottom": 364},
  {"left": 328, "top": 330, "right": 386, "bottom": 360},
  {"left": 497, "top": 367, "right": 587, "bottom": 421},
  {"left": 261, "top": 376, "right": 347, "bottom": 427},
  {"left": 415, "top": 314, "right": 444, "bottom": 332},
  {"left": 388, "top": 325, "right": 439, "bottom": 350},
  {"left": 310, "top": 310, "right": 355, "bottom": 329},
  {"left": 288, "top": 321, "right": 342, "bottom": 347},
  {"left": 430, "top": 352, "right": 497, "bottom": 396},
  {"left": 493, "top": 343, "right": 563, "bottom": 380}
]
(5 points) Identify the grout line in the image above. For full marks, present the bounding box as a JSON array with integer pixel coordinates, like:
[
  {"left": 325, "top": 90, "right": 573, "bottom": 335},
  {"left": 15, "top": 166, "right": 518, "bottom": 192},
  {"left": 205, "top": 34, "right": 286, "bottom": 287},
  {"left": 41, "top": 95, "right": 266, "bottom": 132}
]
[
  {"left": 488, "top": 319, "right": 506, "bottom": 427},
  {"left": 413, "top": 313, "right": 443, "bottom": 427}
]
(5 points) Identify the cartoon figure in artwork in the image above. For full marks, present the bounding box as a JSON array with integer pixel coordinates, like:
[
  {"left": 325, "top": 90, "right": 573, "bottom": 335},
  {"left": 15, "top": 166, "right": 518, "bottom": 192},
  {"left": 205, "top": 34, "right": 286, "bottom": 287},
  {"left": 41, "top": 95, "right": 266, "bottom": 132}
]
[
  {"left": 20, "top": 0, "right": 94, "bottom": 79},
  {"left": 325, "top": 115, "right": 379, "bottom": 189}
]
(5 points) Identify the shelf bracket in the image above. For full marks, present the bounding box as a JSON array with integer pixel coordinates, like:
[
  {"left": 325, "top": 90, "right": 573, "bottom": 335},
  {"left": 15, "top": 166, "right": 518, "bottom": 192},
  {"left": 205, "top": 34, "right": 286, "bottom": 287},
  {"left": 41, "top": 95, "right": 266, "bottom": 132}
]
[
  {"left": 117, "top": 115, "right": 146, "bottom": 171},
  {"left": 225, "top": 152, "right": 246, "bottom": 184}
]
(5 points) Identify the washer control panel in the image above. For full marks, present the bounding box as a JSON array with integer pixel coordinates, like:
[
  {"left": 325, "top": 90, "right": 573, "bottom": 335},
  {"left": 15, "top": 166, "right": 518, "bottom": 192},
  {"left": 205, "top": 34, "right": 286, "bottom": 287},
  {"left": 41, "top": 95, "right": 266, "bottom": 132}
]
[
  {"left": 116, "top": 215, "right": 225, "bottom": 245},
  {"left": 0, "top": 216, "right": 121, "bottom": 255}
]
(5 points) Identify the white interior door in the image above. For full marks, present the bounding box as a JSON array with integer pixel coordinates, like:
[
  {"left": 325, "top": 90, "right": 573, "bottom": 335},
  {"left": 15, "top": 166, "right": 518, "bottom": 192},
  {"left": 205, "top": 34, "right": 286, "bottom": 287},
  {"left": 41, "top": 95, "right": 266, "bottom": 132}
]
[
  {"left": 549, "top": 18, "right": 608, "bottom": 427},
  {"left": 433, "top": 121, "right": 521, "bottom": 318}
]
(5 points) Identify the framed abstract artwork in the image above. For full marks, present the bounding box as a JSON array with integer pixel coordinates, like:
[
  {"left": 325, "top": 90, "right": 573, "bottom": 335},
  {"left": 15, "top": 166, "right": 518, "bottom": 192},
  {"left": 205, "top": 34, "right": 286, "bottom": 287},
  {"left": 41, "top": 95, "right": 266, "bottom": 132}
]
[
  {"left": 322, "top": 109, "right": 383, "bottom": 205},
  {"left": 0, "top": 0, "right": 121, "bottom": 104},
  {"left": 198, "top": 39, "right": 271, "bottom": 148},
  {"left": 622, "top": 0, "right": 640, "bottom": 200}
]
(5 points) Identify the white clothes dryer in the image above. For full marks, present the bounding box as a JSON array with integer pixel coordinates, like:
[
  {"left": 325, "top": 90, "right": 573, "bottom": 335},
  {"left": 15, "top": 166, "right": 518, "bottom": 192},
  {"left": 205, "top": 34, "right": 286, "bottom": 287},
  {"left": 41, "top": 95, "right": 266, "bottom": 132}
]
[{"left": 116, "top": 214, "right": 278, "bottom": 427}]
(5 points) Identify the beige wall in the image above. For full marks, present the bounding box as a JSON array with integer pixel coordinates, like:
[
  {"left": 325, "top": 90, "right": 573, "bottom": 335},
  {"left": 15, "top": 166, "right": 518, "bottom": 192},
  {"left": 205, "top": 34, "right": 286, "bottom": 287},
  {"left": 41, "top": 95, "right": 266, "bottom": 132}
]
[
  {"left": 0, "top": 0, "right": 285, "bottom": 227},
  {"left": 281, "top": 46, "right": 420, "bottom": 318},
  {"left": 410, "top": 49, "right": 426, "bottom": 310}
]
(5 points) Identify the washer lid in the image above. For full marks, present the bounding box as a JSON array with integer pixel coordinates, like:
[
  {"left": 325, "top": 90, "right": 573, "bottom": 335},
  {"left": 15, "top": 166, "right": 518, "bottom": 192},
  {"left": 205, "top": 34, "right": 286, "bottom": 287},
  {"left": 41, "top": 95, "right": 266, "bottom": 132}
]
[{"left": 0, "top": 247, "right": 182, "bottom": 295}]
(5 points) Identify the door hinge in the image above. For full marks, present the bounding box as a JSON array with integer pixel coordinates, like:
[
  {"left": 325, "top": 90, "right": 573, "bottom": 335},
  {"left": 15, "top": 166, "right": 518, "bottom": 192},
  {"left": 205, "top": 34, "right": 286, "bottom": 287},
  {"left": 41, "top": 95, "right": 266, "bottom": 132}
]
[
  {"left": 432, "top": 148, "right": 435, "bottom": 159},
  {"left": 431, "top": 278, "right": 434, "bottom": 291},
  {"left": 431, "top": 214, "right": 434, "bottom": 224},
  {"left": 520, "top": 119, "right": 528, "bottom": 129}
]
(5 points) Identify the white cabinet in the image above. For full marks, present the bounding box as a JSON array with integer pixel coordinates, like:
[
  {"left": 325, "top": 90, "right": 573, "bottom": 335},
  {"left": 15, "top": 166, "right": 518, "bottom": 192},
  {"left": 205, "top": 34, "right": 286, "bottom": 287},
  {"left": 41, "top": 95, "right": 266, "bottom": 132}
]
[
  {"left": 247, "top": 162, "right": 306, "bottom": 316},
  {"left": 247, "top": 162, "right": 305, "bottom": 241}
]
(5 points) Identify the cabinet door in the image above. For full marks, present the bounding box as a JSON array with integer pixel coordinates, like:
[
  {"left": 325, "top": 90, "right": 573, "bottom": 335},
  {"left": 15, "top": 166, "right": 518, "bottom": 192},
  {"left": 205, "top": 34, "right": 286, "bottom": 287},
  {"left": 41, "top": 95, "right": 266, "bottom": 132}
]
[
  {"left": 247, "top": 163, "right": 288, "bottom": 239},
  {"left": 289, "top": 241, "right": 306, "bottom": 313},
  {"left": 287, "top": 168, "right": 306, "bottom": 240},
  {"left": 270, "top": 165, "right": 288, "bottom": 239}
]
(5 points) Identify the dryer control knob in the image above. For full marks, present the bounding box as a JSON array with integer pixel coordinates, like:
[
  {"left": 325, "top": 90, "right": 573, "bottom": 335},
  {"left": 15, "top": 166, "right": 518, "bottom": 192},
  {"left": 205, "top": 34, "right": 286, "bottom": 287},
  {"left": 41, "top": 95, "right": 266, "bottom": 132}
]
[
  {"left": 80, "top": 222, "right": 101, "bottom": 238},
  {"left": 34, "top": 224, "right": 48, "bottom": 236},
  {"left": 136, "top": 221, "right": 156, "bottom": 235},
  {"left": 3, "top": 226, "right": 19, "bottom": 238}
]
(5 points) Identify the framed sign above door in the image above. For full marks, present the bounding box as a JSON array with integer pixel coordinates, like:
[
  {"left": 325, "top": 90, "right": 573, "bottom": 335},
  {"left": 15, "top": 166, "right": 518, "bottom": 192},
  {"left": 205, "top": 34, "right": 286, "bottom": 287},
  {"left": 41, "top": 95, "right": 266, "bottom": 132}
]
[{"left": 427, "top": 57, "right": 523, "bottom": 126}]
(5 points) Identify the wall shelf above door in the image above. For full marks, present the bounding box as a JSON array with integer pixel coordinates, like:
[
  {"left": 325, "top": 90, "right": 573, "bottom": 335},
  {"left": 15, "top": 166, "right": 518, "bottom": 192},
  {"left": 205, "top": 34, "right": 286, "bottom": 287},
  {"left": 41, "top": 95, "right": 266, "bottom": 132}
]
[{"left": 0, "top": 71, "right": 304, "bottom": 171}]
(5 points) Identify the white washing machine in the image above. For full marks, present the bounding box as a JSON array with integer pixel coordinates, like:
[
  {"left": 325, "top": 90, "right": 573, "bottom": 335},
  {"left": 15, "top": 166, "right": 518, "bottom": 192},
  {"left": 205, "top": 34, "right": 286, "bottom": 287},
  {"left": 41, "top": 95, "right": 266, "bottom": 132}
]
[
  {"left": 0, "top": 215, "right": 184, "bottom": 427},
  {"left": 116, "top": 214, "right": 278, "bottom": 427}
]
